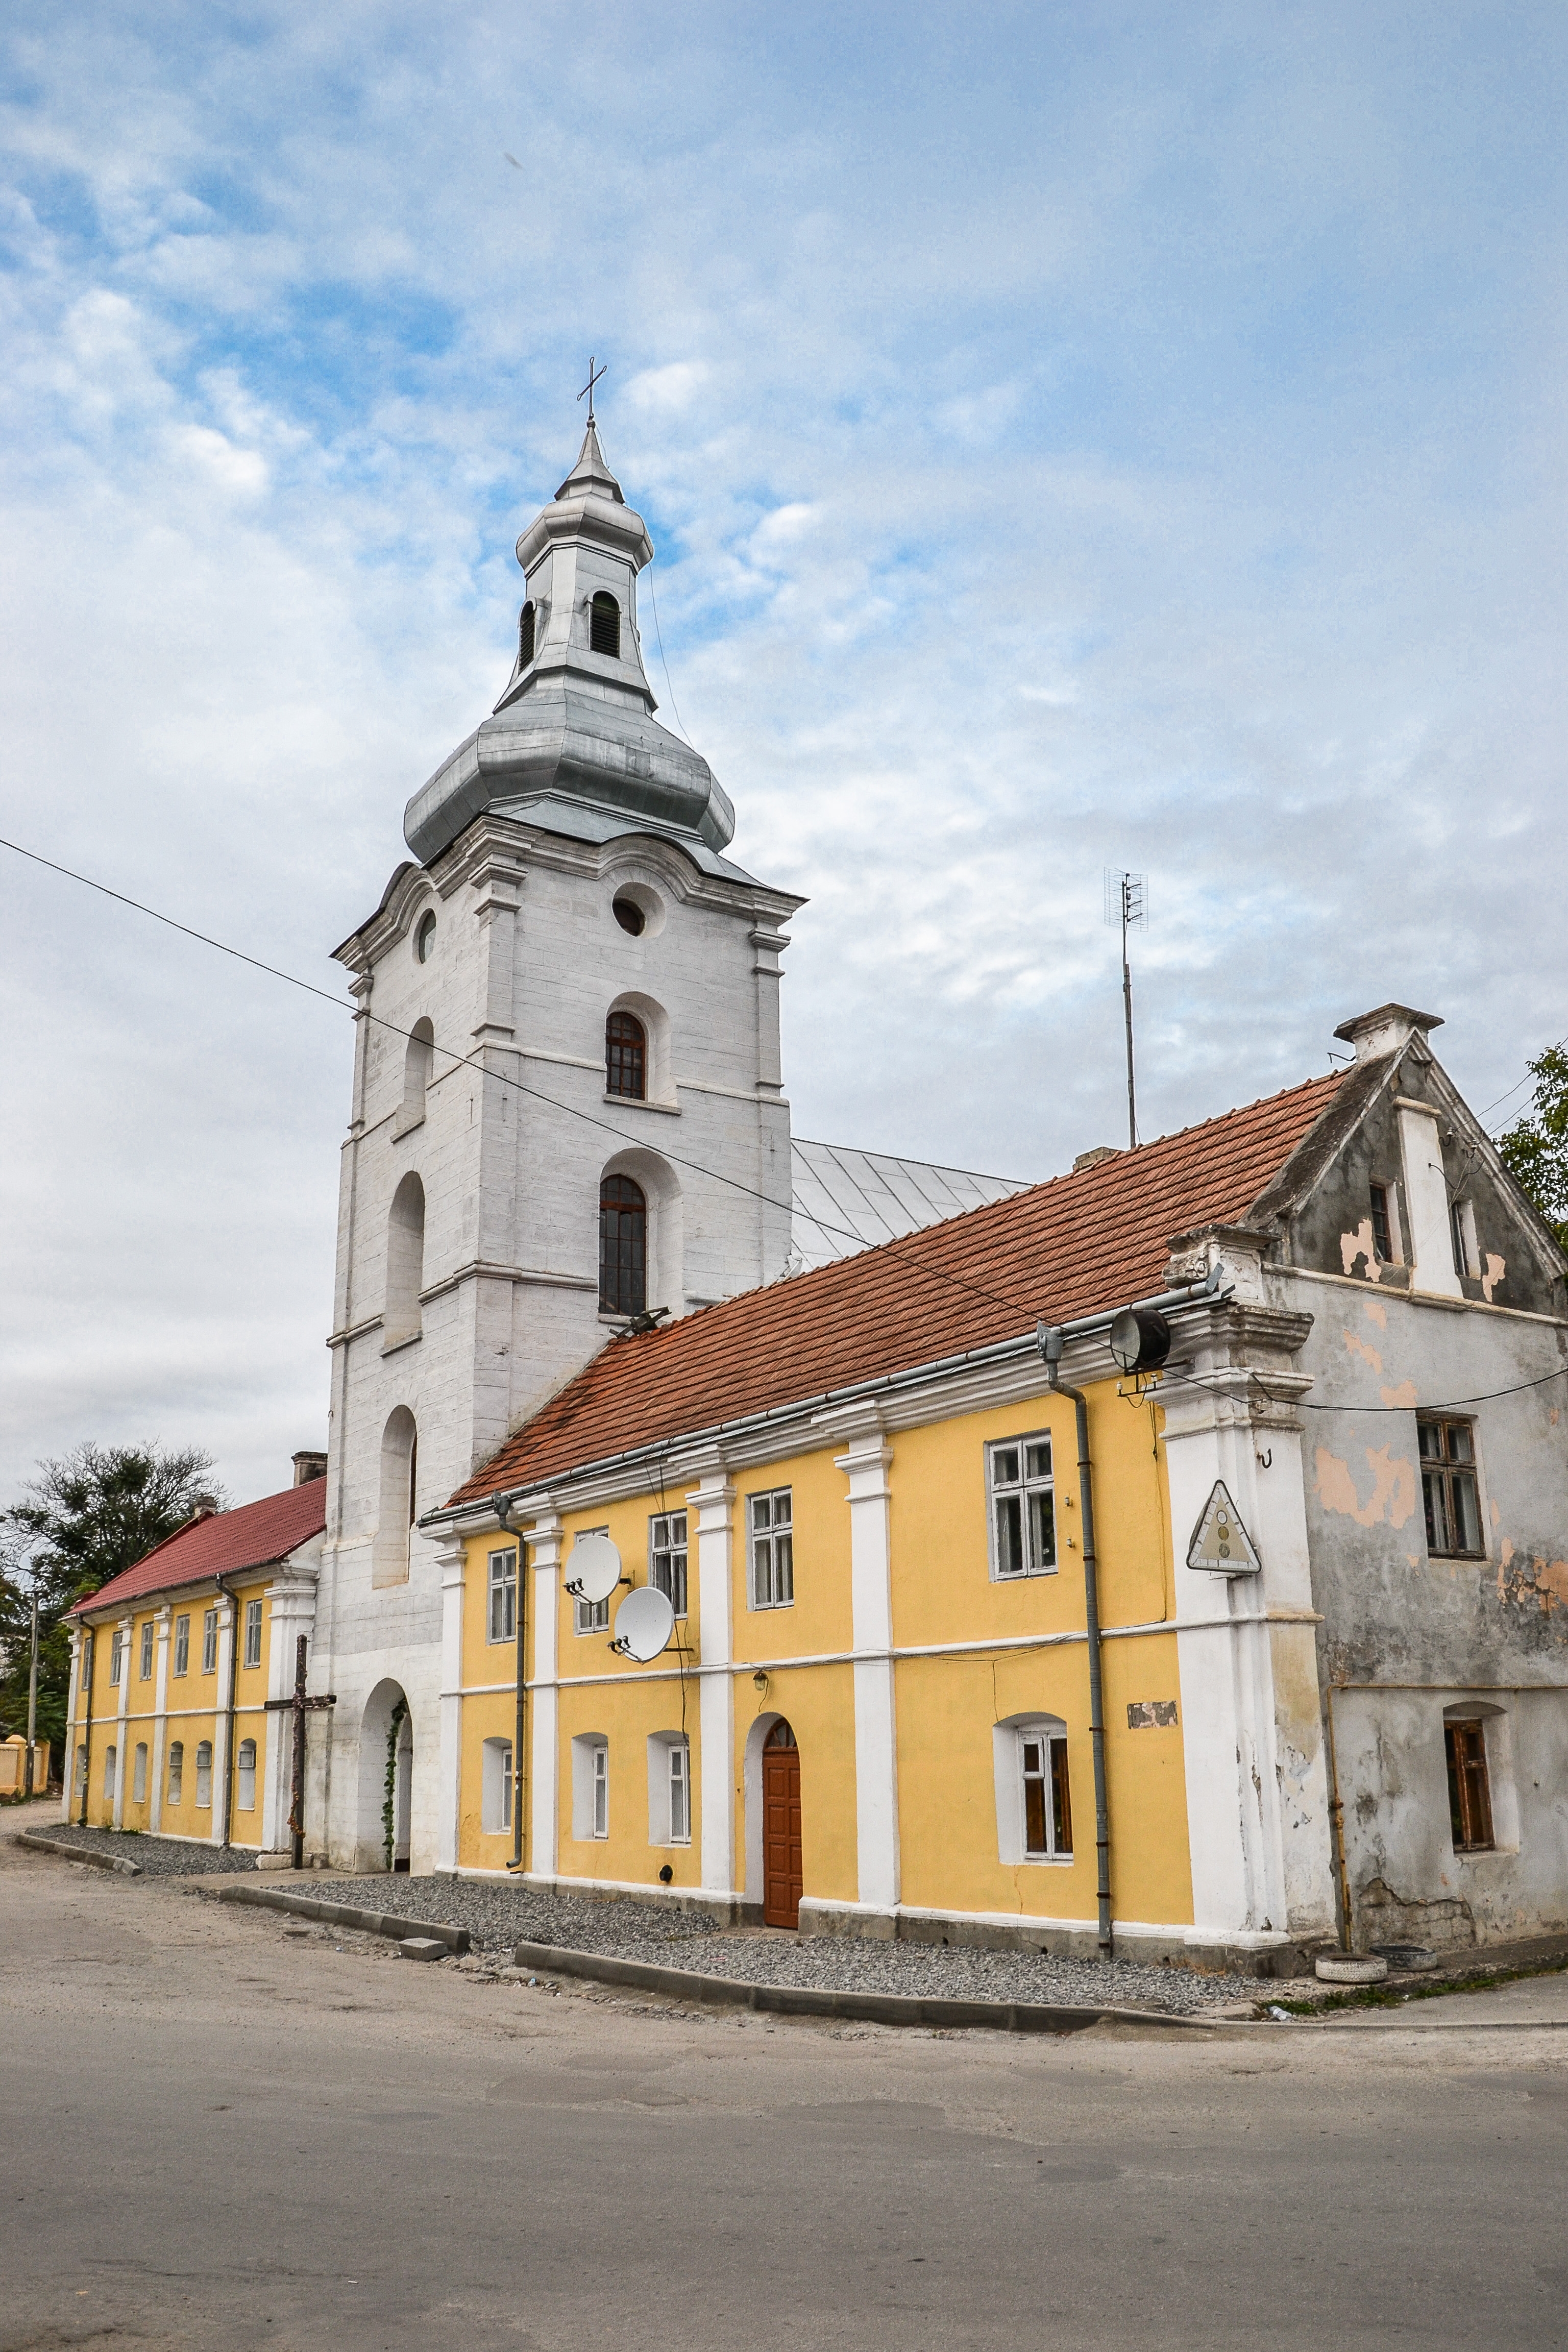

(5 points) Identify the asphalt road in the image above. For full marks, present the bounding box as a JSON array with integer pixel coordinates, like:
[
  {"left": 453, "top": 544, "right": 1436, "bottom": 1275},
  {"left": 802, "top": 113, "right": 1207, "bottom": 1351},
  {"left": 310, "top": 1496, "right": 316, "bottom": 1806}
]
[{"left": 5, "top": 1808, "right": 1567, "bottom": 2352}]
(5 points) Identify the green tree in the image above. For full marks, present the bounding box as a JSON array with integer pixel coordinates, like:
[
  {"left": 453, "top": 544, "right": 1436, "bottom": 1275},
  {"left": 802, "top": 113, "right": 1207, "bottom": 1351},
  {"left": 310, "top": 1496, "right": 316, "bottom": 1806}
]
[
  {"left": 0, "top": 1443, "right": 225, "bottom": 1768},
  {"left": 1498, "top": 1044, "right": 1568, "bottom": 1259}
]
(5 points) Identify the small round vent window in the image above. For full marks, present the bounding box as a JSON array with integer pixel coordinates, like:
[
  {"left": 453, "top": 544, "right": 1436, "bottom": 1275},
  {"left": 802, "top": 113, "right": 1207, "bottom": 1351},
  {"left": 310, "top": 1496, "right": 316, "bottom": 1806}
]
[
  {"left": 415, "top": 911, "right": 437, "bottom": 963},
  {"left": 612, "top": 896, "right": 646, "bottom": 937}
]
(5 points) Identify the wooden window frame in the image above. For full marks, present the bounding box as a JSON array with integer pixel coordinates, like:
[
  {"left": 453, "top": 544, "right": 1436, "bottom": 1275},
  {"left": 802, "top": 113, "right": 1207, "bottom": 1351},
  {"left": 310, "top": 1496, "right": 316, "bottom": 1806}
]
[
  {"left": 1369, "top": 1182, "right": 1394, "bottom": 1263},
  {"left": 649, "top": 1511, "right": 688, "bottom": 1618},
  {"left": 749, "top": 1489, "right": 794, "bottom": 1611},
  {"left": 139, "top": 1621, "right": 154, "bottom": 1680},
  {"left": 987, "top": 1434, "right": 1057, "bottom": 1580},
  {"left": 1446, "top": 1720, "right": 1495, "bottom": 1852},
  {"left": 605, "top": 1010, "right": 647, "bottom": 1101},
  {"left": 173, "top": 1614, "right": 189, "bottom": 1678},
  {"left": 243, "top": 1598, "right": 263, "bottom": 1671},
  {"left": 1019, "top": 1727, "right": 1073, "bottom": 1859},
  {"left": 487, "top": 1547, "right": 518, "bottom": 1645},
  {"left": 1419, "top": 1417, "right": 1484, "bottom": 1559},
  {"left": 598, "top": 1173, "right": 647, "bottom": 1317}
]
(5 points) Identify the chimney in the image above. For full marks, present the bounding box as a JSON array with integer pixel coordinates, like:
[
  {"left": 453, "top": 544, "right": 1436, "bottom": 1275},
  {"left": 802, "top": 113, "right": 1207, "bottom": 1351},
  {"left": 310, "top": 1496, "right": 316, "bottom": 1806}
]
[
  {"left": 1333, "top": 1003, "right": 1443, "bottom": 1065},
  {"left": 292, "top": 1451, "right": 328, "bottom": 1487},
  {"left": 1073, "top": 1145, "right": 1120, "bottom": 1173}
]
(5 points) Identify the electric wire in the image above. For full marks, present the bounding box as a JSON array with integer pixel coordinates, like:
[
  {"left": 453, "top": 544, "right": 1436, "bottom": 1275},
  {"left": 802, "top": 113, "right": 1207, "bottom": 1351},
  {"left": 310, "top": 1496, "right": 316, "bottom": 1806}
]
[
  {"left": 0, "top": 834, "right": 1027, "bottom": 1323},
  {"left": 643, "top": 549, "right": 691, "bottom": 748}
]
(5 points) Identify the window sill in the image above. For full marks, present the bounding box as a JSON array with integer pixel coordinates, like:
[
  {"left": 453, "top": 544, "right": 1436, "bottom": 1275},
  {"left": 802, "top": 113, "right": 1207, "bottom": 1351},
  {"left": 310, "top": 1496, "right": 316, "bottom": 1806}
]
[
  {"left": 991, "top": 1567, "right": 1059, "bottom": 1584},
  {"left": 390, "top": 1111, "right": 426, "bottom": 1142},
  {"left": 1011, "top": 1853, "right": 1075, "bottom": 1868},
  {"left": 381, "top": 1329, "right": 423, "bottom": 1358},
  {"left": 1428, "top": 1550, "right": 1487, "bottom": 1564},
  {"left": 603, "top": 1092, "right": 680, "bottom": 1116}
]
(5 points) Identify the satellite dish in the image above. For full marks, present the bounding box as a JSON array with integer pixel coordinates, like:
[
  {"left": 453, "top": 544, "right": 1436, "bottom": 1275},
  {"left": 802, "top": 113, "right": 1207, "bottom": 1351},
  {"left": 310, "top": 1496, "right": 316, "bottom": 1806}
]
[
  {"left": 610, "top": 1584, "right": 675, "bottom": 1663},
  {"left": 564, "top": 1532, "right": 622, "bottom": 1605}
]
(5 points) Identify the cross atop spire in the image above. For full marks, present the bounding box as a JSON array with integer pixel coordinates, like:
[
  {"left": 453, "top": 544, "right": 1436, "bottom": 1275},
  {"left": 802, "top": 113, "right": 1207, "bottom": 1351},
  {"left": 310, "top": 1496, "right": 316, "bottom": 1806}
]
[{"left": 578, "top": 353, "right": 607, "bottom": 427}]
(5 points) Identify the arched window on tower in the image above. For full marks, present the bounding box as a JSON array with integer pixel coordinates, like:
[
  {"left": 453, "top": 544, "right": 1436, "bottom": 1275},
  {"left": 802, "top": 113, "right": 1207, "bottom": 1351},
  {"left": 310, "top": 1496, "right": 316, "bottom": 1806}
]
[
  {"left": 375, "top": 1407, "right": 418, "bottom": 1587},
  {"left": 401, "top": 1018, "right": 433, "bottom": 1129},
  {"left": 385, "top": 1172, "right": 426, "bottom": 1346},
  {"left": 605, "top": 1010, "right": 646, "bottom": 1100},
  {"left": 518, "top": 600, "right": 536, "bottom": 667},
  {"left": 590, "top": 591, "right": 621, "bottom": 658},
  {"left": 600, "top": 1175, "right": 647, "bottom": 1317}
]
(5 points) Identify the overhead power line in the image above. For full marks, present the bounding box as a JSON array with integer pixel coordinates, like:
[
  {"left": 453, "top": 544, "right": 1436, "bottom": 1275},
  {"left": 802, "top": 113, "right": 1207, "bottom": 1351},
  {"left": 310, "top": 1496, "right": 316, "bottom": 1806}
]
[{"left": 0, "top": 834, "right": 1025, "bottom": 1322}]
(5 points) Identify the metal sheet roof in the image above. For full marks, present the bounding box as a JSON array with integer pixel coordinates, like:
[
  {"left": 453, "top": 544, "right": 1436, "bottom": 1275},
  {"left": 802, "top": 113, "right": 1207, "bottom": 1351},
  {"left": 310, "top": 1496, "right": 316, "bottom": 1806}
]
[{"left": 789, "top": 1139, "right": 1031, "bottom": 1270}]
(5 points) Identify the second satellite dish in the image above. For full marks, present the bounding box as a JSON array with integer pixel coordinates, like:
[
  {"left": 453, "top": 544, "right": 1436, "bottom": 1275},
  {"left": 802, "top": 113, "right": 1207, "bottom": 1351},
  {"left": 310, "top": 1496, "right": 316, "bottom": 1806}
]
[
  {"left": 564, "top": 1531, "right": 623, "bottom": 1606},
  {"left": 610, "top": 1584, "right": 676, "bottom": 1662}
]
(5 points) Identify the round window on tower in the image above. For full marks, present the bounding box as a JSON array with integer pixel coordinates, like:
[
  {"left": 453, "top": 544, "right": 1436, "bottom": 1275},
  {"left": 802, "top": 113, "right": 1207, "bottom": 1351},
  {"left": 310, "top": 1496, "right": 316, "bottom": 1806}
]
[
  {"left": 415, "top": 911, "right": 436, "bottom": 964},
  {"left": 610, "top": 883, "right": 666, "bottom": 939},
  {"left": 613, "top": 897, "right": 645, "bottom": 937}
]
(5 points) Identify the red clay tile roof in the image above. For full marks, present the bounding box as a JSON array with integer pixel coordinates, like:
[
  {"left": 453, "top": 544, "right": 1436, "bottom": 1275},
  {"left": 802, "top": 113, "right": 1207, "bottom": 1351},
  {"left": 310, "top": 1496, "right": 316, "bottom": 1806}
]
[
  {"left": 447, "top": 1069, "right": 1344, "bottom": 1508},
  {"left": 70, "top": 1479, "right": 327, "bottom": 1619}
]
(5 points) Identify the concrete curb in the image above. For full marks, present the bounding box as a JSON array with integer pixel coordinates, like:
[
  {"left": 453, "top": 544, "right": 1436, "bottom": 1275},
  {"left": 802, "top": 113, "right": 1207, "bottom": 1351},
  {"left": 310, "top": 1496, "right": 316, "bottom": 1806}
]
[
  {"left": 212, "top": 1880, "right": 471, "bottom": 1953},
  {"left": 16, "top": 1830, "right": 142, "bottom": 1877},
  {"left": 509, "top": 1939, "right": 1220, "bottom": 2034}
]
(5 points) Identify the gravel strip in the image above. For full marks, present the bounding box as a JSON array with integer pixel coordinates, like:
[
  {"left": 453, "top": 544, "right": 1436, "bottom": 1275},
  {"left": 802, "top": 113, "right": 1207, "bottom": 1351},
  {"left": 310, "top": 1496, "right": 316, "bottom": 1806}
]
[
  {"left": 24, "top": 1823, "right": 260, "bottom": 1876},
  {"left": 309, "top": 1876, "right": 1271, "bottom": 2014}
]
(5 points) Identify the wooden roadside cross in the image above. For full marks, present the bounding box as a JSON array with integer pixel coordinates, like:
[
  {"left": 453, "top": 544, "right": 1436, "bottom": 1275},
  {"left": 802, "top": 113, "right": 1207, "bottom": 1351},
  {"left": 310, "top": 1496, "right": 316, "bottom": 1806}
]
[{"left": 264, "top": 1634, "right": 336, "bottom": 1870}]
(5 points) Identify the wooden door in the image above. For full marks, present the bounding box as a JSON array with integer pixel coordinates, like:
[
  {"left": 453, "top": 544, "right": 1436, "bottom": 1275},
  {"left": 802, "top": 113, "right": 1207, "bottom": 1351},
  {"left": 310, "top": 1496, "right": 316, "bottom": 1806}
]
[{"left": 762, "top": 1720, "right": 802, "bottom": 1928}]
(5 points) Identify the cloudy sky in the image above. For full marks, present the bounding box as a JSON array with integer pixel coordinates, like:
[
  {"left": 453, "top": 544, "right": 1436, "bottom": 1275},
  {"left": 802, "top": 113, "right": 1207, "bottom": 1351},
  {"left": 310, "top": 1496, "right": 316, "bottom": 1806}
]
[{"left": 3, "top": 3, "right": 1565, "bottom": 1509}]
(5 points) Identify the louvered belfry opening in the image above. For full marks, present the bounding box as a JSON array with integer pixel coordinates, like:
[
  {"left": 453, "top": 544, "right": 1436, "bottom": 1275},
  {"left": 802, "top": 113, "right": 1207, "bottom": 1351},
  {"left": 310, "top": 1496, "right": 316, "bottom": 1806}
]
[
  {"left": 599, "top": 1174, "right": 647, "bottom": 1316},
  {"left": 590, "top": 590, "right": 620, "bottom": 657},
  {"left": 605, "top": 1010, "right": 646, "bottom": 1100},
  {"left": 518, "top": 601, "right": 535, "bottom": 667}
]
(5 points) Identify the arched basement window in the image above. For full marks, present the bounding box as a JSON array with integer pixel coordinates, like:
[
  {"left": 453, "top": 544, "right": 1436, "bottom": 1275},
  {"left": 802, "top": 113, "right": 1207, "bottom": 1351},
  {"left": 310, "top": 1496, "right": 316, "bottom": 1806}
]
[
  {"left": 385, "top": 1171, "right": 426, "bottom": 1345},
  {"left": 599, "top": 1174, "right": 647, "bottom": 1317},
  {"left": 590, "top": 591, "right": 620, "bottom": 658},
  {"left": 519, "top": 600, "right": 536, "bottom": 667},
  {"left": 605, "top": 1009, "right": 646, "bottom": 1100}
]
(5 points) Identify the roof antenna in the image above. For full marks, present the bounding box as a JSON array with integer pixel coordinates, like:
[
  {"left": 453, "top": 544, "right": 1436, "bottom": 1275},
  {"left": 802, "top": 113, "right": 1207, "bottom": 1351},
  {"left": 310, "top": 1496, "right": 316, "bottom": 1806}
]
[{"left": 1104, "top": 870, "right": 1147, "bottom": 1150}]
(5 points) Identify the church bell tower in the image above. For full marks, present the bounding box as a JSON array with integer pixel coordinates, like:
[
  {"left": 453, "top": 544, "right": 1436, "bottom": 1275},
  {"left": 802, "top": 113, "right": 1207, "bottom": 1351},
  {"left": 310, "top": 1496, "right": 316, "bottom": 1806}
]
[{"left": 315, "top": 414, "right": 804, "bottom": 1872}]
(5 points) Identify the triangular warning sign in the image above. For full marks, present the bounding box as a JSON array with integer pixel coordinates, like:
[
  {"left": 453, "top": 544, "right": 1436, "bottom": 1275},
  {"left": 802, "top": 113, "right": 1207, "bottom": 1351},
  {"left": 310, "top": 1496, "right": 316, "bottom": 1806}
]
[{"left": 1186, "top": 1480, "right": 1261, "bottom": 1575}]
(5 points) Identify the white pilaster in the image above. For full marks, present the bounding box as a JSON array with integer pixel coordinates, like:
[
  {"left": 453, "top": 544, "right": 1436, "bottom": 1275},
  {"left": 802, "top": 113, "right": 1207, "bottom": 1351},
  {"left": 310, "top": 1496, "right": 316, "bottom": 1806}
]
[
  {"left": 111, "top": 1615, "right": 133, "bottom": 1828},
  {"left": 833, "top": 1420, "right": 900, "bottom": 1913},
  {"left": 686, "top": 1459, "right": 737, "bottom": 1898},
  {"left": 61, "top": 1630, "right": 82, "bottom": 1823},
  {"left": 527, "top": 1508, "right": 562, "bottom": 1879},
  {"left": 262, "top": 1572, "right": 320, "bottom": 1854},
  {"left": 436, "top": 1536, "right": 468, "bottom": 1871},
  {"left": 210, "top": 1600, "right": 235, "bottom": 1846},
  {"left": 149, "top": 1608, "right": 172, "bottom": 1834}
]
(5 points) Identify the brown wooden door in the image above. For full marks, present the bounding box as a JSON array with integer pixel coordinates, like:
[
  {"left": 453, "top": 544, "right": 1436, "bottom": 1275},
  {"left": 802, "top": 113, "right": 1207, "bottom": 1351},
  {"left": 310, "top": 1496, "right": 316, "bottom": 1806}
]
[{"left": 762, "top": 1721, "right": 802, "bottom": 1928}]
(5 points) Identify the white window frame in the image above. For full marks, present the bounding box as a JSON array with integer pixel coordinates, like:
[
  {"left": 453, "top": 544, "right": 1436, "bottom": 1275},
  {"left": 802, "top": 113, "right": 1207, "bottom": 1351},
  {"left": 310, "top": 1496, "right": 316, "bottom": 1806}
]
[
  {"left": 243, "top": 1598, "right": 263, "bottom": 1670},
  {"left": 201, "top": 1609, "right": 218, "bottom": 1676},
  {"left": 986, "top": 1434, "right": 1057, "bottom": 1581},
  {"left": 132, "top": 1743, "right": 148, "bottom": 1803},
  {"left": 173, "top": 1614, "right": 189, "bottom": 1677},
  {"left": 748, "top": 1489, "right": 794, "bottom": 1611},
  {"left": 646, "top": 1732, "right": 691, "bottom": 1847},
  {"left": 571, "top": 1734, "right": 609, "bottom": 1840},
  {"left": 993, "top": 1714, "right": 1072, "bottom": 1865},
  {"left": 482, "top": 1736, "right": 514, "bottom": 1833},
  {"left": 487, "top": 1548, "right": 518, "bottom": 1645},
  {"left": 195, "top": 1739, "right": 213, "bottom": 1809},
  {"left": 109, "top": 1631, "right": 125, "bottom": 1687},
  {"left": 649, "top": 1511, "right": 689, "bottom": 1618},
  {"left": 167, "top": 1741, "right": 184, "bottom": 1804},
  {"left": 139, "top": 1621, "right": 154, "bottom": 1680},
  {"left": 571, "top": 1527, "right": 612, "bottom": 1636},
  {"left": 236, "top": 1737, "right": 257, "bottom": 1811}
]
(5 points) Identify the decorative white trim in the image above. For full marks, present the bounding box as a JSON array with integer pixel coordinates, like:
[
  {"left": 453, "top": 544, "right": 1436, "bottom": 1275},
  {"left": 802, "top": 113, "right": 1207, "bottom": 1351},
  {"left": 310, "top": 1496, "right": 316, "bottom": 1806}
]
[
  {"left": 436, "top": 1539, "right": 468, "bottom": 1872},
  {"left": 527, "top": 1509, "right": 562, "bottom": 1878},
  {"left": 149, "top": 1608, "right": 172, "bottom": 1834},
  {"left": 111, "top": 1615, "right": 133, "bottom": 1830},
  {"left": 209, "top": 1603, "right": 235, "bottom": 1846},
  {"left": 688, "top": 1460, "right": 736, "bottom": 1897},
  {"left": 834, "top": 1422, "right": 900, "bottom": 1911}
]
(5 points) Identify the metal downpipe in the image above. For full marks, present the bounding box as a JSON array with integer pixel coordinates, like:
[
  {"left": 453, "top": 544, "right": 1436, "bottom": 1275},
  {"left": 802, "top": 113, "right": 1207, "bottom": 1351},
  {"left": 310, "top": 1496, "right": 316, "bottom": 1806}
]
[{"left": 1043, "top": 1336, "right": 1113, "bottom": 1957}]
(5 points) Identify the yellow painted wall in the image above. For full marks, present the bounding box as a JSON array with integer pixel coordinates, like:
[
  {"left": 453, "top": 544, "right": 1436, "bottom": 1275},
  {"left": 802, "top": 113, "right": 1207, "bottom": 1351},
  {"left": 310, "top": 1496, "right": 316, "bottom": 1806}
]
[{"left": 451, "top": 1373, "right": 1194, "bottom": 1928}]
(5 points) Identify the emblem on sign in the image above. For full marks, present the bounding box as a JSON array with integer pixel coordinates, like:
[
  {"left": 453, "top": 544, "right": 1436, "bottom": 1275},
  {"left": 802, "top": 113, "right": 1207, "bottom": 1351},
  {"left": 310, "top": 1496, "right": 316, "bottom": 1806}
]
[{"left": 1186, "top": 1479, "right": 1262, "bottom": 1576}]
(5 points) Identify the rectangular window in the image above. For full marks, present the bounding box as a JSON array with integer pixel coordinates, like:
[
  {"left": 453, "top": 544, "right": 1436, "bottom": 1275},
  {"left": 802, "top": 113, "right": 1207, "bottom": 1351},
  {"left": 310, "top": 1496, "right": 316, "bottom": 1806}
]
[
  {"left": 202, "top": 1609, "right": 218, "bottom": 1675},
  {"left": 571, "top": 1530, "right": 612, "bottom": 1635},
  {"left": 487, "top": 1548, "right": 518, "bottom": 1644},
  {"left": 167, "top": 1741, "right": 184, "bottom": 1804},
  {"left": 1419, "top": 1419, "right": 1483, "bottom": 1557},
  {"left": 482, "top": 1737, "right": 514, "bottom": 1834},
  {"left": 1446, "top": 1721, "right": 1494, "bottom": 1851},
  {"left": 669, "top": 1742, "right": 690, "bottom": 1845},
  {"left": 109, "top": 1630, "right": 125, "bottom": 1687},
  {"left": 749, "top": 1490, "right": 794, "bottom": 1610},
  {"left": 1451, "top": 1198, "right": 1478, "bottom": 1281},
  {"left": 1020, "top": 1730, "right": 1072, "bottom": 1858},
  {"left": 1369, "top": 1183, "right": 1393, "bottom": 1263},
  {"left": 989, "top": 1436, "right": 1057, "bottom": 1578},
  {"left": 173, "top": 1614, "right": 189, "bottom": 1677},
  {"left": 593, "top": 1743, "right": 608, "bottom": 1839},
  {"left": 139, "top": 1622, "right": 154, "bottom": 1680},
  {"left": 243, "top": 1599, "right": 263, "bottom": 1670},
  {"left": 650, "top": 1512, "right": 689, "bottom": 1618}
]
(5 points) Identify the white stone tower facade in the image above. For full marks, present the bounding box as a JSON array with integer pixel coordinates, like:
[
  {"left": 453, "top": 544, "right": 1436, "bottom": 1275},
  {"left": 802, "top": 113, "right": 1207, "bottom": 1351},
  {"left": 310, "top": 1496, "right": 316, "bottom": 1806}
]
[{"left": 315, "top": 423, "right": 803, "bottom": 1870}]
